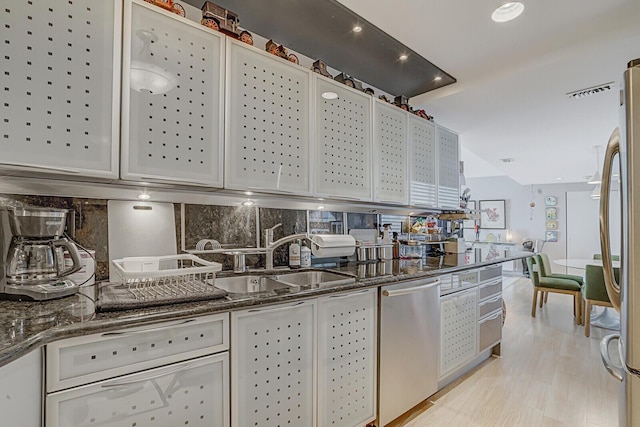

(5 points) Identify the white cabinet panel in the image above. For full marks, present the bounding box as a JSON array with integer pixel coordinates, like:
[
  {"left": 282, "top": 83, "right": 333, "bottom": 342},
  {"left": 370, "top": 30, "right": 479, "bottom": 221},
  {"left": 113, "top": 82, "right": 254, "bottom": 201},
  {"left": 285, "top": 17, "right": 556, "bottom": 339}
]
[
  {"left": 226, "top": 39, "right": 311, "bottom": 195},
  {"left": 232, "top": 300, "right": 316, "bottom": 427},
  {"left": 440, "top": 288, "right": 478, "bottom": 378},
  {"left": 315, "top": 77, "right": 372, "bottom": 201},
  {"left": 436, "top": 126, "right": 460, "bottom": 209},
  {"left": 121, "top": 0, "right": 224, "bottom": 187},
  {"left": 47, "top": 353, "right": 229, "bottom": 427},
  {"left": 409, "top": 116, "right": 437, "bottom": 207},
  {"left": 373, "top": 100, "right": 407, "bottom": 204},
  {"left": 318, "top": 289, "right": 376, "bottom": 427},
  {"left": 0, "top": 0, "right": 120, "bottom": 178},
  {"left": 47, "top": 313, "right": 229, "bottom": 392},
  {"left": 0, "top": 349, "right": 41, "bottom": 427}
]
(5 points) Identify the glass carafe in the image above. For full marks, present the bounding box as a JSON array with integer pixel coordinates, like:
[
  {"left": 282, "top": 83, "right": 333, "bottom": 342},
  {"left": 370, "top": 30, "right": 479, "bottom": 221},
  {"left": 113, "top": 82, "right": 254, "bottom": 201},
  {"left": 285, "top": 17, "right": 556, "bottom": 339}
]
[{"left": 6, "top": 237, "right": 82, "bottom": 284}]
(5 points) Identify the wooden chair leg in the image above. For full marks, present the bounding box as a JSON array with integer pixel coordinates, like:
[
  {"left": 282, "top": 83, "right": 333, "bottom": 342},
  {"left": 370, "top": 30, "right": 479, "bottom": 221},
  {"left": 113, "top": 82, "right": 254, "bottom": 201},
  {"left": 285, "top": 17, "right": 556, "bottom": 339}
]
[
  {"left": 585, "top": 300, "right": 591, "bottom": 337},
  {"left": 531, "top": 289, "right": 538, "bottom": 318},
  {"left": 544, "top": 292, "right": 549, "bottom": 304},
  {"left": 539, "top": 291, "right": 544, "bottom": 308}
]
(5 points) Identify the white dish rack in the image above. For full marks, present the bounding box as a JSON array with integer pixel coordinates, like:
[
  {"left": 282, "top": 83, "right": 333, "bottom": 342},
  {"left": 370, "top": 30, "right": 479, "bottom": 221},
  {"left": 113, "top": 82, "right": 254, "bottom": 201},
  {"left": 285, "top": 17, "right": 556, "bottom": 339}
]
[{"left": 110, "top": 254, "right": 223, "bottom": 302}]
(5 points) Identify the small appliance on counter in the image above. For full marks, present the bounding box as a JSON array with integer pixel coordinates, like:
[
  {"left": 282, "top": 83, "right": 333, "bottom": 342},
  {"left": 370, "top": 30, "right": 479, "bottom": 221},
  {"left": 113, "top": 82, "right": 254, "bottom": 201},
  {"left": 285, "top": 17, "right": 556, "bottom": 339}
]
[{"left": 0, "top": 206, "right": 83, "bottom": 301}]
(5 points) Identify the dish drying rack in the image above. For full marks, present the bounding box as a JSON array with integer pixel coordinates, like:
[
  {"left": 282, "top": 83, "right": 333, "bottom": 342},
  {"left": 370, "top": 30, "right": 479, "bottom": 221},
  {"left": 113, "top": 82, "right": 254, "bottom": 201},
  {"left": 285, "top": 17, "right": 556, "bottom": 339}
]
[{"left": 99, "top": 254, "right": 225, "bottom": 311}]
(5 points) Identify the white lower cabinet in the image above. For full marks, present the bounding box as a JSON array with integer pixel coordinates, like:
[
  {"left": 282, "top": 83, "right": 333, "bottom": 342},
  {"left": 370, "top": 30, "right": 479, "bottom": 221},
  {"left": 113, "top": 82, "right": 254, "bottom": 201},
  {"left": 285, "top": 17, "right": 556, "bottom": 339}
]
[
  {"left": 439, "top": 288, "right": 478, "bottom": 379},
  {"left": 231, "top": 300, "right": 316, "bottom": 427},
  {"left": 318, "top": 289, "right": 377, "bottom": 427},
  {"left": 0, "top": 349, "right": 42, "bottom": 427},
  {"left": 46, "top": 352, "right": 229, "bottom": 427}
]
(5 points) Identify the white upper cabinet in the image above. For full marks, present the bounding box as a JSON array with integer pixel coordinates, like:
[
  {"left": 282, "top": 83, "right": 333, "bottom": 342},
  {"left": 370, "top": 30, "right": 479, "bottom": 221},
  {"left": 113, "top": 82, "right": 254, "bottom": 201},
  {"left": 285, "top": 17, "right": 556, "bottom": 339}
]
[
  {"left": 314, "top": 76, "right": 372, "bottom": 201},
  {"left": 409, "top": 116, "right": 437, "bottom": 207},
  {"left": 373, "top": 100, "right": 408, "bottom": 205},
  {"left": 436, "top": 126, "right": 460, "bottom": 209},
  {"left": 0, "top": 0, "right": 120, "bottom": 179},
  {"left": 121, "top": 0, "right": 225, "bottom": 187},
  {"left": 225, "top": 39, "right": 311, "bottom": 195}
]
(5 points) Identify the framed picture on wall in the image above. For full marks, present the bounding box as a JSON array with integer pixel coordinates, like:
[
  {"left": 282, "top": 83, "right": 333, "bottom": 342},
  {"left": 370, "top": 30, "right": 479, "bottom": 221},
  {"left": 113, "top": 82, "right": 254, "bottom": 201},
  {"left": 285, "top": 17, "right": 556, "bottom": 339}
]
[
  {"left": 545, "top": 230, "right": 558, "bottom": 242},
  {"left": 545, "top": 196, "right": 557, "bottom": 206},
  {"left": 463, "top": 200, "right": 476, "bottom": 228},
  {"left": 546, "top": 220, "right": 558, "bottom": 230},
  {"left": 545, "top": 207, "right": 558, "bottom": 220},
  {"left": 479, "top": 199, "right": 506, "bottom": 229}
]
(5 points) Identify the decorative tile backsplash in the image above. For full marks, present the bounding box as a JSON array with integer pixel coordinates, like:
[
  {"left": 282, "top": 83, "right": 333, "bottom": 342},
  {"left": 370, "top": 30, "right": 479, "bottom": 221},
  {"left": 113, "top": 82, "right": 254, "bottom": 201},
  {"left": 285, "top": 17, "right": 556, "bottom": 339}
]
[{"left": 0, "top": 193, "right": 380, "bottom": 277}]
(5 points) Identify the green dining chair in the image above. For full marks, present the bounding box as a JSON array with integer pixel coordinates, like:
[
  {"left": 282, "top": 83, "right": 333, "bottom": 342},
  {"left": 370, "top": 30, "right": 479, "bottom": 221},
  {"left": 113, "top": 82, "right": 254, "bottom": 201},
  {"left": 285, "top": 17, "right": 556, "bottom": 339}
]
[
  {"left": 593, "top": 254, "right": 620, "bottom": 261},
  {"left": 535, "top": 252, "right": 583, "bottom": 307},
  {"left": 527, "top": 255, "right": 582, "bottom": 325},
  {"left": 583, "top": 264, "right": 619, "bottom": 337}
]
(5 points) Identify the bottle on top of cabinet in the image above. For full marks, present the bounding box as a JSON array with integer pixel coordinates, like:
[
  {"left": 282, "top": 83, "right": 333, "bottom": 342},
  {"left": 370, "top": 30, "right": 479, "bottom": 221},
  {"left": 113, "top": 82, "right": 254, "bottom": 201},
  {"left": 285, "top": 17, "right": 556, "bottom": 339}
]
[
  {"left": 300, "top": 240, "right": 311, "bottom": 268},
  {"left": 289, "top": 239, "right": 301, "bottom": 269}
]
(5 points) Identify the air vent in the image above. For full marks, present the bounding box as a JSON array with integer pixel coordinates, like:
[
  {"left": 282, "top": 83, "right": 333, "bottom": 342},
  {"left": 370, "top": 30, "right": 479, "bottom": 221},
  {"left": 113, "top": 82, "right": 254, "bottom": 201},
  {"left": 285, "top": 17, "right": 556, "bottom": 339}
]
[
  {"left": 567, "top": 82, "right": 614, "bottom": 99},
  {"left": 499, "top": 158, "right": 515, "bottom": 163}
]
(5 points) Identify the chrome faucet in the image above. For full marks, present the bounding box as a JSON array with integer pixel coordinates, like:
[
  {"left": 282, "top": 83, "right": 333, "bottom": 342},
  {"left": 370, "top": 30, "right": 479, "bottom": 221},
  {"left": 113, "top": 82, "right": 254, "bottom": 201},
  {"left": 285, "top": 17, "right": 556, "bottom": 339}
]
[
  {"left": 264, "top": 223, "right": 282, "bottom": 248},
  {"left": 265, "top": 231, "right": 311, "bottom": 270}
]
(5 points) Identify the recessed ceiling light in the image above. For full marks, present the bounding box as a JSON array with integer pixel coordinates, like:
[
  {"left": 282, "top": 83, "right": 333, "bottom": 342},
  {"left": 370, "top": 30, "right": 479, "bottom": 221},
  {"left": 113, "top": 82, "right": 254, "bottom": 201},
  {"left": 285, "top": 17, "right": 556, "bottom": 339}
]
[
  {"left": 434, "top": 76, "right": 442, "bottom": 82},
  {"left": 352, "top": 25, "right": 362, "bottom": 33},
  {"left": 399, "top": 54, "right": 409, "bottom": 61},
  {"left": 321, "top": 91, "right": 338, "bottom": 100},
  {"left": 556, "top": 177, "right": 563, "bottom": 181},
  {"left": 491, "top": 2, "right": 525, "bottom": 23},
  {"left": 137, "top": 192, "right": 151, "bottom": 200}
]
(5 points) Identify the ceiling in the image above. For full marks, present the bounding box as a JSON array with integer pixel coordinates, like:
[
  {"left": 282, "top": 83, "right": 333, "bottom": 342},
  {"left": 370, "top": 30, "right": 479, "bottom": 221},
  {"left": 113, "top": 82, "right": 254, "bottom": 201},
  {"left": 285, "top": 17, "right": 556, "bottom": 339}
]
[{"left": 336, "top": 0, "right": 640, "bottom": 185}]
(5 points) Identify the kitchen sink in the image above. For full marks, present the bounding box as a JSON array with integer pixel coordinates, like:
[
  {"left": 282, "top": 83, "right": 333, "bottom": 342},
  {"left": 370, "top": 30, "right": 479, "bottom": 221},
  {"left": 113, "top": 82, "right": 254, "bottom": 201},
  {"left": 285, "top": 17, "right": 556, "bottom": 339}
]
[
  {"left": 214, "top": 275, "right": 299, "bottom": 294},
  {"left": 270, "top": 270, "right": 356, "bottom": 289}
]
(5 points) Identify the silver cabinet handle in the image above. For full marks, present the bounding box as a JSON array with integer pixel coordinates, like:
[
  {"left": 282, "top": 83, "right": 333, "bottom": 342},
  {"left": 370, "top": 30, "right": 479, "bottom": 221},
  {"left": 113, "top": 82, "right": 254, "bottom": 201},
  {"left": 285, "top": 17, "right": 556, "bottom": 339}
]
[
  {"left": 600, "top": 334, "right": 624, "bottom": 382},
  {"left": 479, "top": 279, "right": 502, "bottom": 289},
  {"left": 140, "top": 176, "right": 211, "bottom": 186},
  {"left": 378, "top": 200, "right": 402, "bottom": 204},
  {"left": 248, "top": 187, "right": 295, "bottom": 194},
  {"left": 479, "top": 310, "right": 502, "bottom": 323},
  {"left": 480, "top": 294, "right": 502, "bottom": 305},
  {"left": 248, "top": 300, "right": 305, "bottom": 313},
  {"left": 599, "top": 127, "right": 622, "bottom": 311},
  {"left": 328, "top": 289, "right": 370, "bottom": 299},
  {"left": 383, "top": 279, "right": 440, "bottom": 297},
  {"left": 101, "top": 362, "right": 197, "bottom": 388},
  {"left": 0, "top": 162, "right": 80, "bottom": 174},
  {"left": 101, "top": 319, "right": 196, "bottom": 337}
]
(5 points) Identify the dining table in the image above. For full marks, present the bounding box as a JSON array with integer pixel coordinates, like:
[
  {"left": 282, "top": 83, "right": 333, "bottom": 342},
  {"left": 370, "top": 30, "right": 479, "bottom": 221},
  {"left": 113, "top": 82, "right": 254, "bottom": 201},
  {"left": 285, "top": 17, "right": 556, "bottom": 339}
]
[{"left": 554, "top": 258, "right": 620, "bottom": 330}]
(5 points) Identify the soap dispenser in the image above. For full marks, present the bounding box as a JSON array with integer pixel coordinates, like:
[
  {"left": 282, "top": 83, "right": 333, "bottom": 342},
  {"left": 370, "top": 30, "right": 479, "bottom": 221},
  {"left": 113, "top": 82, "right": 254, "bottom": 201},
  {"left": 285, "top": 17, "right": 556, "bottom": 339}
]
[
  {"left": 289, "top": 239, "right": 301, "bottom": 269},
  {"left": 300, "top": 240, "right": 311, "bottom": 268}
]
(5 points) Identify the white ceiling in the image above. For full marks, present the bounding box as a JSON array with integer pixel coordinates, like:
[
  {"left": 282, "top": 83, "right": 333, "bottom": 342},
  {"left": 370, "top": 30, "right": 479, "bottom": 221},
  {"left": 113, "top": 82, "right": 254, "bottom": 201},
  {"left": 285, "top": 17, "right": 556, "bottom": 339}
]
[{"left": 337, "top": 0, "right": 640, "bottom": 185}]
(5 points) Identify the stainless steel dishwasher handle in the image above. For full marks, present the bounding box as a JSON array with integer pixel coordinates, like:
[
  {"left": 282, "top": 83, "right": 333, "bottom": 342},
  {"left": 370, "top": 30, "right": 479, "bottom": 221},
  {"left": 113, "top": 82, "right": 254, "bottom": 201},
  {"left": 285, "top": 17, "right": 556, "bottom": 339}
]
[
  {"left": 101, "top": 319, "right": 196, "bottom": 337},
  {"left": 329, "top": 289, "right": 370, "bottom": 299},
  {"left": 600, "top": 334, "right": 624, "bottom": 382},
  {"left": 382, "top": 279, "right": 441, "bottom": 297}
]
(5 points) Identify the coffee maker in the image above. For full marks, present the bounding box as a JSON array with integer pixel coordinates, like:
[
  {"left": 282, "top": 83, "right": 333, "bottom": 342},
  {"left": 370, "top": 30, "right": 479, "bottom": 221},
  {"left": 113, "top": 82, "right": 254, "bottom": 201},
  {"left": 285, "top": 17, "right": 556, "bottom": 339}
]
[{"left": 0, "top": 206, "right": 83, "bottom": 301}]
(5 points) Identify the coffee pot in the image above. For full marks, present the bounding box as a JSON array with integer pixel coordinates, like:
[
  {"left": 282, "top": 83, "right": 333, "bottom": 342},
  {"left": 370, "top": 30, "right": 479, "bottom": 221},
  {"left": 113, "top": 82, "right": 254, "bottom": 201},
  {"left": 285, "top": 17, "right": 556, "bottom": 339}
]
[{"left": 1, "top": 206, "right": 83, "bottom": 300}]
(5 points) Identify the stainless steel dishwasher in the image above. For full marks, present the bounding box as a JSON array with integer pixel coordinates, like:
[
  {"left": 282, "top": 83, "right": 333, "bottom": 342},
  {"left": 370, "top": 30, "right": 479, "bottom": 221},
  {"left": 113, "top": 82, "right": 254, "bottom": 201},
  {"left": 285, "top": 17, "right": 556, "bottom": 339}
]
[{"left": 378, "top": 277, "right": 441, "bottom": 426}]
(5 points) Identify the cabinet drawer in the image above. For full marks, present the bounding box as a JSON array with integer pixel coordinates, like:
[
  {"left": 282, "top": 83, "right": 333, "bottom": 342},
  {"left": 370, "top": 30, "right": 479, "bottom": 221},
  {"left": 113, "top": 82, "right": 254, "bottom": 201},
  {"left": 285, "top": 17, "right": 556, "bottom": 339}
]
[
  {"left": 47, "top": 313, "right": 229, "bottom": 392},
  {"left": 479, "top": 294, "right": 503, "bottom": 318},
  {"left": 479, "top": 309, "right": 502, "bottom": 352},
  {"left": 46, "top": 352, "right": 229, "bottom": 427},
  {"left": 478, "top": 278, "right": 502, "bottom": 301},
  {"left": 478, "top": 265, "right": 502, "bottom": 282}
]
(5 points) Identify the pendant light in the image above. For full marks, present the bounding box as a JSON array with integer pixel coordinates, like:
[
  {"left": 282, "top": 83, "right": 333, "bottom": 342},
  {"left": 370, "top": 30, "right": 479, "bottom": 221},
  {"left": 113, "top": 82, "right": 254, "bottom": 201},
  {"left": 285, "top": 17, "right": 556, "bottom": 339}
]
[
  {"left": 130, "top": 30, "right": 178, "bottom": 95},
  {"left": 588, "top": 146, "right": 602, "bottom": 185}
]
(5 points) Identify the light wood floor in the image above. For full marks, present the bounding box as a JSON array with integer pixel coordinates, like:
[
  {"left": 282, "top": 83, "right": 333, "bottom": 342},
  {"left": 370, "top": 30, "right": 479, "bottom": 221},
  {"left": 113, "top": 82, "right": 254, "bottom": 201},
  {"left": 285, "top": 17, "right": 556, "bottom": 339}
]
[{"left": 398, "top": 276, "right": 620, "bottom": 427}]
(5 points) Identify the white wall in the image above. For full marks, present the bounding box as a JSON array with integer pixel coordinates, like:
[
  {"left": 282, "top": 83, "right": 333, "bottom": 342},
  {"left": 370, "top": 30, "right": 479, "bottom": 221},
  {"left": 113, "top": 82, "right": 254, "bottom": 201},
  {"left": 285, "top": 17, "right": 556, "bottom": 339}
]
[{"left": 464, "top": 176, "right": 597, "bottom": 273}]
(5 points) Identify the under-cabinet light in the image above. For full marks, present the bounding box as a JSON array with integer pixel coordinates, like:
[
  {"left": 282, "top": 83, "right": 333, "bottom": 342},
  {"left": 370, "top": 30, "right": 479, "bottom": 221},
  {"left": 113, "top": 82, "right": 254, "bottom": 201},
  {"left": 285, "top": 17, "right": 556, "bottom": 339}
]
[
  {"left": 399, "top": 54, "right": 408, "bottom": 61},
  {"left": 242, "top": 200, "right": 254, "bottom": 206},
  {"left": 434, "top": 76, "right": 442, "bottom": 82},
  {"left": 317, "top": 206, "right": 325, "bottom": 210},
  {"left": 137, "top": 192, "right": 151, "bottom": 200},
  {"left": 352, "top": 25, "right": 362, "bottom": 33}
]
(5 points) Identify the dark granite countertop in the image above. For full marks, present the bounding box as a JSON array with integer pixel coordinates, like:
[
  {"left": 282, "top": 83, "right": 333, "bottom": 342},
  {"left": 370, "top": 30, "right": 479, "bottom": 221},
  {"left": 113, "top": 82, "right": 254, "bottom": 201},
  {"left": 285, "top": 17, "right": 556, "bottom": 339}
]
[{"left": 0, "top": 249, "right": 531, "bottom": 367}]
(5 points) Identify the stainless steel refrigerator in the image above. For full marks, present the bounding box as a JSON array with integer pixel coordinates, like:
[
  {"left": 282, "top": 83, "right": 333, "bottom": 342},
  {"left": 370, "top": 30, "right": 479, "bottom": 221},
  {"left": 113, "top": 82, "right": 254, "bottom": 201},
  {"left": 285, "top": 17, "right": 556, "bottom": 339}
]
[{"left": 600, "top": 57, "right": 640, "bottom": 426}]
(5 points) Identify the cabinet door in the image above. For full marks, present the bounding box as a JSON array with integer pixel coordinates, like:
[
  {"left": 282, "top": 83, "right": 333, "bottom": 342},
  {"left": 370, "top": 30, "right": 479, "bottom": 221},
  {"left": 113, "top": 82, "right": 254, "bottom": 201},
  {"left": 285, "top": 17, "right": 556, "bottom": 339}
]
[
  {"left": 0, "top": 349, "right": 42, "bottom": 427},
  {"left": 440, "top": 288, "right": 478, "bottom": 379},
  {"left": 225, "top": 39, "right": 311, "bottom": 195},
  {"left": 409, "top": 116, "right": 437, "bottom": 207},
  {"left": 318, "top": 289, "right": 377, "bottom": 427},
  {"left": 315, "top": 76, "right": 372, "bottom": 201},
  {"left": 47, "top": 353, "right": 229, "bottom": 427},
  {"left": 121, "top": 0, "right": 225, "bottom": 187},
  {"left": 0, "top": 0, "right": 120, "bottom": 179},
  {"left": 373, "top": 100, "right": 407, "bottom": 204},
  {"left": 231, "top": 300, "right": 316, "bottom": 427},
  {"left": 436, "top": 125, "right": 460, "bottom": 209}
]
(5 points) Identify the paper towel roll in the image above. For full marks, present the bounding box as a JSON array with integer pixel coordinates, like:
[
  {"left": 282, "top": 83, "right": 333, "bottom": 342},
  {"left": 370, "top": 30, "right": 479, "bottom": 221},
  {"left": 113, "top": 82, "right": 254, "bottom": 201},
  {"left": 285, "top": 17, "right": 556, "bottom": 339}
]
[{"left": 310, "top": 234, "right": 356, "bottom": 258}]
